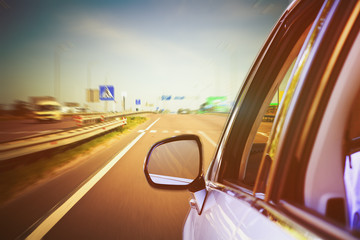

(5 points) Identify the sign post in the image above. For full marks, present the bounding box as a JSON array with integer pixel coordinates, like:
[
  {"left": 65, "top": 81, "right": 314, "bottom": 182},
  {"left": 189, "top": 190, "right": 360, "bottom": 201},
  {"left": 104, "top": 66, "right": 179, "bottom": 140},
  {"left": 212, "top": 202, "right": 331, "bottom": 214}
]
[
  {"left": 121, "top": 92, "right": 127, "bottom": 112},
  {"left": 135, "top": 99, "right": 141, "bottom": 111}
]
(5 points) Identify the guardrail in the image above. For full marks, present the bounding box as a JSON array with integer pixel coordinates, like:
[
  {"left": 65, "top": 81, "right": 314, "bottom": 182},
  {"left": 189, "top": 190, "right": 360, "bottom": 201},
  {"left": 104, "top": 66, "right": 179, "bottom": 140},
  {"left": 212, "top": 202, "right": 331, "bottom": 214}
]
[
  {"left": 72, "top": 111, "right": 155, "bottom": 126},
  {"left": 63, "top": 111, "right": 155, "bottom": 117},
  {"left": 0, "top": 111, "right": 156, "bottom": 161},
  {"left": 73, "top": 115, "right": 103, "bottom": 126},
  {"left": 0, "top": 118, "right": 127, "bottom": 161},
  {"left": 263, "top": 114, "right": 275, "bottom": 122}
]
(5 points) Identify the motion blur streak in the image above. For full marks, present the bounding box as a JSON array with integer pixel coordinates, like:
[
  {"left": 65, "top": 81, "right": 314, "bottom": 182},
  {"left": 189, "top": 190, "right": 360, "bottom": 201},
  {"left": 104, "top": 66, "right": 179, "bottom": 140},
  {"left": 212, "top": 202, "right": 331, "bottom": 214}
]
[{"left": 25, "top": 118, "right": 156, "bottom": 239}]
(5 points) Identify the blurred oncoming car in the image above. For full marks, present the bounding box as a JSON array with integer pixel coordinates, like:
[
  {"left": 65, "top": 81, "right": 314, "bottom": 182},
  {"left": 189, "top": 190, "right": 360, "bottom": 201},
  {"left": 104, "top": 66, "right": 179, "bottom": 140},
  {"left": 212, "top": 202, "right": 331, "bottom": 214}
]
[
  {"left": 177, "top": 108, "right": 191, "bottom": 114},
  {"left": 33, "top": 100, "right": 62, "bottom": 122}
]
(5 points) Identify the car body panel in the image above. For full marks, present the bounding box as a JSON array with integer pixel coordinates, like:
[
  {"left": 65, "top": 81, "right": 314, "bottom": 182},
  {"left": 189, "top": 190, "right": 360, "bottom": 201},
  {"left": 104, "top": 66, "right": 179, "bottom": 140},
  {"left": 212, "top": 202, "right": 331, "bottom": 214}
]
[{"left": 184, "top": 188, "right": 295, "bottom": 240}]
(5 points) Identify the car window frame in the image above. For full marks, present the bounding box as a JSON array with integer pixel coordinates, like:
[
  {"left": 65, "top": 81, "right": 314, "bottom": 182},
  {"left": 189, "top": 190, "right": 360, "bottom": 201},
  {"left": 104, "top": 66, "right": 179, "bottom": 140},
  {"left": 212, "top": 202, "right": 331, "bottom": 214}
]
[
  {"left": 207, "top": 0, "right": 325, "bottom": 194},
  {"left": 255, "top": 0, "right": 341, "bottom": 197},
  {"left": 205, "top": 11, "right": 288, "bottom": 183}
]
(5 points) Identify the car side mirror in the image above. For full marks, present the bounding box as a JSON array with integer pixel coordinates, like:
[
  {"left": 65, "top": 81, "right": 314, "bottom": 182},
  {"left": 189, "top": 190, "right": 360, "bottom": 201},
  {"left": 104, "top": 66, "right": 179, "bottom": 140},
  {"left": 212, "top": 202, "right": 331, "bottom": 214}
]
[{"left": 144, "top": 134, "right": 205, "bottom": 191}]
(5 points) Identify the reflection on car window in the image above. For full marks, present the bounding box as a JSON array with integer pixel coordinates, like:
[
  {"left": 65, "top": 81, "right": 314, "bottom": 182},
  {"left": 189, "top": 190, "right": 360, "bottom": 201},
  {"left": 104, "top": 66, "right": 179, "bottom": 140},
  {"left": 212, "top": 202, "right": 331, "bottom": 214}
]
[
  {"left": 344, "top": 87, "right": 360, "bottom": 232},
  {"left": 345, "top": 153, "right": 360, "bottom": 232},
  {"left": 278, "top": 17, "right": 360, "bottom": 237},
  {"left": 222, "top": 20, "right": 314, "bottom": 191},
  {"left": 240, "top": 60, "right": 295, "bottom": 188}
]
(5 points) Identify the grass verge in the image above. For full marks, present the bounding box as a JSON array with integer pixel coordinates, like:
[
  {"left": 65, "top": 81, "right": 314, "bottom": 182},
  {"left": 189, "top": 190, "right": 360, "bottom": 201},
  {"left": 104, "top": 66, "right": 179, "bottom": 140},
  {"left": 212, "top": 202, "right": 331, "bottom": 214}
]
[{"left": 0, "top": 116, "right": 148, "bottom": 205}]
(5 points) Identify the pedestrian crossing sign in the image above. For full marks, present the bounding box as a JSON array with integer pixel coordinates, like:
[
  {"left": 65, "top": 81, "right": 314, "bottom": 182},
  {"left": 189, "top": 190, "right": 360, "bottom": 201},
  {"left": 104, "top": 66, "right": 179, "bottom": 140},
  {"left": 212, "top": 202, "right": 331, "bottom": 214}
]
[{"left": 99, "top": 85, "right": 115, "bottom": 101}]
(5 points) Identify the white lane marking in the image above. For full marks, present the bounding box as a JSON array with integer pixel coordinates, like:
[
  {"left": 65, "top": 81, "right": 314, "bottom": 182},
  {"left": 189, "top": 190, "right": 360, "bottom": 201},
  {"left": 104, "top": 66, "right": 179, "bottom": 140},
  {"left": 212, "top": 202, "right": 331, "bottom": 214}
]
[
  {"left": 145, "top": 118, "right": 160, "bottom": 130},
  {"left": 150, "top": 130, "right": 157, "bottom": 133},
  {"left": 185, "top": 130, "right": 193, "bottom": 134},
  {"left": 25, "top": 123, "right": 154, "bottom": 239},
  {"left": 174, "top": 130, "right": 180, "bottom": 133},
  {"left": 162, "top": 130, "right": 169, "bottom": 133},
  {"left": 136, "top": 117, "right": 160, "bottom": 133},
  {"left": 198, "top": 131, "right": 217, "bottom": 147}
]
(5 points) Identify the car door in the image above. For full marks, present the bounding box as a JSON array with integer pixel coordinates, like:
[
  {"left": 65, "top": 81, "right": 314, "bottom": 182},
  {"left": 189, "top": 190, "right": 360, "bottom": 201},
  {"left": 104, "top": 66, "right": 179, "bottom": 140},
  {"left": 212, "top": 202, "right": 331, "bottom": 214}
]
[
  {"left": 263, "top": 0, "right": 360, "bottom": 238},
  {"left": 183, "top": 0, "right": 331, "bottom": 239}
]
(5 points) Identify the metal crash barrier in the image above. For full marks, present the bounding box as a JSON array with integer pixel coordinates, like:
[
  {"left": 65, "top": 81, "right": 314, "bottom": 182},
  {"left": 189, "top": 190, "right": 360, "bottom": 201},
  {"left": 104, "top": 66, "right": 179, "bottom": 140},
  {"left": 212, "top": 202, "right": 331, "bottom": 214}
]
[
  {"left": 72, "top": 111, "right": 153, "bottom": 126},
  {"left": 0, "top": 118, "right": 127, "bottom": 161},
  {"left": 0, "top": 111, "right": 155, "bottom": 161},
  {"left": 73, "top": 115, "right": 103, "bottom": 126}
]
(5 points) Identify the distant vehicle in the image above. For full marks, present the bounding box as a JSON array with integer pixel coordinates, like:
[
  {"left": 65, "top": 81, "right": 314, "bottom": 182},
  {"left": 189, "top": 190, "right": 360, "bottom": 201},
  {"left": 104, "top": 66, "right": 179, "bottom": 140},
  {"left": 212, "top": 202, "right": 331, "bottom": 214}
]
[
  {"left": 61, "top": 106, "right": 71, "bottom": 114},
  {"left": 33, "top": 100, "right": 62, "bottom": 121},
  {"left": 177, "top": 108, "right": 191, "bottom": 114},
  {"left": 74, "top": 107, "right": 89, "bottom": 113},
  {"left": 144, "top": 0, "right": 360, "bottom": 239}
]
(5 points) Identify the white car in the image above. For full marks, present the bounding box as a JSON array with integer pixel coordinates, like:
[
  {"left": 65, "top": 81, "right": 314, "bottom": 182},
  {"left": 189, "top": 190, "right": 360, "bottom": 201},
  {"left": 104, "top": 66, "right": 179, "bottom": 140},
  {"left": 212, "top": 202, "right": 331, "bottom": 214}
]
[{"left": 144, "top": 0, "right": 360, "bottom": 239}]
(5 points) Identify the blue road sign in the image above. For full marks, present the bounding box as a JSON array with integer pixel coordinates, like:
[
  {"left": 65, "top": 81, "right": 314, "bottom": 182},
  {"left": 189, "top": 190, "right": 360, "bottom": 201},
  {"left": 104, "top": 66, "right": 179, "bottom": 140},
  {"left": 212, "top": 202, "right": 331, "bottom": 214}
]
[
  {"left": 99, "top": 85, "right": 115, "bottom": 101},
  {"left": 161, "top": 95, "right": 171, "bottom": 101},
  {"left": 135, "top": 99, "right": 141, "bottom": 105},
  {"left": 174, "top": 96, "right": 185, "bottom": 100}
]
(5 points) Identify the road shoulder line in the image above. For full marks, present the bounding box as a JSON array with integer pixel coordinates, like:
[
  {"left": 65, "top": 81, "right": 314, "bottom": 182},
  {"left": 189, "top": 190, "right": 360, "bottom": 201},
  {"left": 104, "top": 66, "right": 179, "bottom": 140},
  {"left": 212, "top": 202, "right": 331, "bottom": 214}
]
[
  {"left": 145, "top": 117, "right": 160, "bottom": 130},
  {"left": 198, "top": 131, "right": 217, "bottom": 147}
]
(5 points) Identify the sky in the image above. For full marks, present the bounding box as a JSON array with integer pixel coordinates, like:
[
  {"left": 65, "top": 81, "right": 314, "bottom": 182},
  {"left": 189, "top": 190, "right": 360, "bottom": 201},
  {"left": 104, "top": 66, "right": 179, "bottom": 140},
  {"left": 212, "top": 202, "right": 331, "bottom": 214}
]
[{"left": 0, "top": 0, "right": 289, "bottom": 112}]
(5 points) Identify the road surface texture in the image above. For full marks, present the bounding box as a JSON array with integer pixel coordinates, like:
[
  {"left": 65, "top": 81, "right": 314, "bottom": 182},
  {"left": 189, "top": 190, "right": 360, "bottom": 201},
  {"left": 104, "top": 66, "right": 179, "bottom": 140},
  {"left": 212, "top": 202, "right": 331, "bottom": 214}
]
[{"left": 0, "top": 114, "right": 227, "bottom": 239}]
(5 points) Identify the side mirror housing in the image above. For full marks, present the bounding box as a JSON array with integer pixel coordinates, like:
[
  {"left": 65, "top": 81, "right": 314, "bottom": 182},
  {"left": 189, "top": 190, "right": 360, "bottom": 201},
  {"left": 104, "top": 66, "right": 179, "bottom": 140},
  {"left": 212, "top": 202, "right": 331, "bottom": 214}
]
[{"left": 144, "top": 134, "right": 204, "bottom": 192}]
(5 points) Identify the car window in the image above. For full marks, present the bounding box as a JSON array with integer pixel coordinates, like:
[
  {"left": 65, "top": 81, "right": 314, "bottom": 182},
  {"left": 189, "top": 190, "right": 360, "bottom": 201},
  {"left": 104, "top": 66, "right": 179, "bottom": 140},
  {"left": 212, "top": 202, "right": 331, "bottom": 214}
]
[
  {"left": 218, "top": 1, "right": 323, "bottom": 192},
  {"left": 238, "top": 57, "right": 296, "bottom": 189}
]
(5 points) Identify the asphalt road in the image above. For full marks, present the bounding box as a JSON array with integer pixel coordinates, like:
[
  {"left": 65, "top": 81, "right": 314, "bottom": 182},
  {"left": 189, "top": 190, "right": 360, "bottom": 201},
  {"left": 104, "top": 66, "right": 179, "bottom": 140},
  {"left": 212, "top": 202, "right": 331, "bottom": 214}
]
[{"left": 0, "top": 114, "right": 227, "bottom": 239}]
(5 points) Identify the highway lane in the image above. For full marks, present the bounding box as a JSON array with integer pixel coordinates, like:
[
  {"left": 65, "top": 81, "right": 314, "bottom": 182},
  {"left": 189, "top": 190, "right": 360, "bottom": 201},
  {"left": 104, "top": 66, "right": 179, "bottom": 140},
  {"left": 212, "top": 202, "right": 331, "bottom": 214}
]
[
  {"left": 43, "top": 114, "right": 226, "bottom": 239},
  {"left": 0, "top": 114, "right": 227, "bottom": 239}
]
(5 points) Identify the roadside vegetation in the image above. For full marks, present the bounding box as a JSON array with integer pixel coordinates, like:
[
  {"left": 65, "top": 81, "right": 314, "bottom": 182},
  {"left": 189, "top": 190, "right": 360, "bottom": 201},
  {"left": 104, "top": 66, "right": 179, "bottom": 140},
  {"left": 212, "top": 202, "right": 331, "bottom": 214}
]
[{"left": 0, "top": 116, "right": 148, "bottom": 205}]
